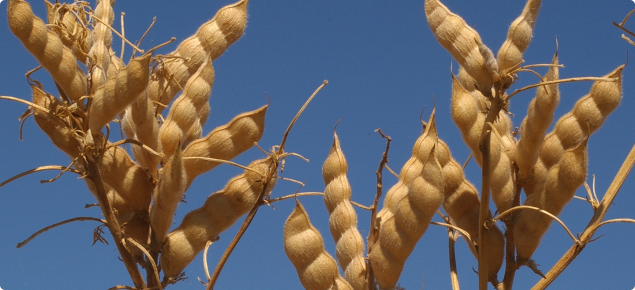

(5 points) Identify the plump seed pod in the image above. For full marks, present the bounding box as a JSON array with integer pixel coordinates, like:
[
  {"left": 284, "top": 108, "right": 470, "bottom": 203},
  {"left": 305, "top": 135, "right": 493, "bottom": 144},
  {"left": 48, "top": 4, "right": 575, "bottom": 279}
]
[
  {"left": 183, "top": 102, "right": 211, "bottom": 146},
  {"left": 89, "top": 53, "right": 152, "bottom": 133},
  {"left": 284, "top": 200, "right": 353, "bottom": 290},
  {"left": 497, "top": 0, "right": 542, "bottom": 72},
  {"left": 159, "top": 59, "right": 215, "bottom": 162},
  {"left": 489, "top": 132, "right": 515, "bottom": 213},
  {"left": 106, "top": 185, "right": 149, "bottom": 263},
  {"left": 45, "top": 0, "right": 91, "bottom": 64},
  {"left": 370, "top": 147, "right": 443, "bottom": 290},
  {"left": 183, "top": 105, "right": 268, "bottom": 188},
  {"left": 30, "top": 84, "right": 81, "bottom": 158},
  {"left": 425, "top": 0, "right": 495, "bottom": 91},
  {"left": 122, "top": 94, "right": 161, "bottom": 176},
  {"left": 161, "top": 156, "right": 276, "bottom": 278},
  {"left": 524, "top": 65, "right": 623, "bottom": 196},
  {"left": 8, "top": 0, "right": 87, "bottom": 102},
  {"left": 150, "top": 146, "right": 187, "bottom": 243},
  {"left": 100, "top": 146, "right": 153, "bottom": 213},
  {"left": 435, "top": 140, "right": 504, "bottom": 279},
  {"left": 322, "top": 131, "right": 366, "bottom": 290},
  {"left": 88, "top": 0, "right": 115, "bottom": 91},
  {"left": 515, "top": 140, "right": 588, "bottom": 260},
  {"left": 148, "top": 0, "right": 248, "bottom": 110},
  {"left": 378, "top": 111, "right": 438, "bottom": 221},
  {"left": 516, "top": 53, "right": 560, "bottom": 181}
]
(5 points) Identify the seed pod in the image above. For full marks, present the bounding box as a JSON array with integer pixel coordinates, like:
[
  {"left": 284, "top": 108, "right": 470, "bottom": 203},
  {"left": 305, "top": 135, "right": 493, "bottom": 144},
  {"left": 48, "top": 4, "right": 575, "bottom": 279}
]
[
  {"left": 88, "top": 0, "right": 115, "bottom": 91},
  {"left": 183, "top": 102, "right": 211, "bottom": 146},
  {"left": 100, "top": 146, "right": 153, "bottom": 213},
  {"left": 284, "top": 200, "right": 352, "bottom": 290},
  {"left": 370, "top": 147, "right": 443, "bottom": 289},
  {"left": 489, "top": 132, "right": 515, "bottom": 213},
  {"left": 524, "top": 65, "right": 623, "bottom": 196},
  {"left": 150, "top": 146, "right": 187, "bottom": 243},
  {"left": 451, "top": 73, "right": 486, "bottom": 165},
  {"left": 161, "top": 156, "right": 276, "bottom": 278},
  {"left": 159, "top": 59, "right": 215, "bottom": 162},
  {"left": 122, "top": 94, "right": 161, "bottom": 176},
  {"left": 148, "top": 0, "right": 248, "bottom": 110},
  {"left": 30, "top": 84, "right": 81, "bottom": 158},
  {"left": 378, "top": 110, "right": 438, "bottom": 221},
  {"left": 106, "top": 185, "right": 149, "bottom": 263},
  {"left": 89, "top": 53, "right": 152, "bottom": 133},
  {"left": 436, "top": 140, "right": 504, "bottom": 279},
  {"left": 516, "top": 53, "right": 559, "bottom": 181},
  {"left": 183, "top": 105, "right": 268, "bottom": 188},
  {"left": 424, "top": 0, "right": 495, "bottom": 91},
  {"left": 497, "top": 0, "right": 542, "bottom": 72},
  {"left": 8, "top": 0, "right": 87, "bottom": 102},
  {"left": 515, "top": 140, "right": 588, "bottom": 260},
  {"left": 45, "top": 0, "right": 91, "bottom": 64},
  {"left": 322, "top": 131, "right": 366, "bottom": 290}
]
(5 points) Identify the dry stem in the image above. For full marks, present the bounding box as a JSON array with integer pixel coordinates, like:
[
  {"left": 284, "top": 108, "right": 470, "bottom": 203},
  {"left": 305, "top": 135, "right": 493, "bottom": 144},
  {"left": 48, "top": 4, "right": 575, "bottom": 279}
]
[{"left": 17, "top": 217, "right": 106, "bottom": 248}]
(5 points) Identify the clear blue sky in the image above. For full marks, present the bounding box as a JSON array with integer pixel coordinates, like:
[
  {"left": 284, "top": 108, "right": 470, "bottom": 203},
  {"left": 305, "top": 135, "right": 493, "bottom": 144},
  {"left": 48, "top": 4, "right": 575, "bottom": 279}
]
[{"left": 1, "top": 0, "right": 635, "bottom": 289}]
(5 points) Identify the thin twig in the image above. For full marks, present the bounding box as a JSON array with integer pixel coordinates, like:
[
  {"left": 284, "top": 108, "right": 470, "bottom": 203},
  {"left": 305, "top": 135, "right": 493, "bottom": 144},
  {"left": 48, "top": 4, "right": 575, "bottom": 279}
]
[
  {"left": 495, "top": 205, "right": 579, "bottom": 244},
  {"left": 366, "top": 128, "right": 391, "bottom": 290},
  {"left": 266, "top": 192, "right": 324, "bottom": 203},
  {"left": 107, "top": 139, "right": 164, "bottom": 158},
  {"left": 17, "top": 217, "right": 106, "bottom": 248},
  {"left": 0, "top": 165, "right": 82, "bottom": 188},
  {"left": 505, "top": 77, "right": 617, "bottom": 101},
  {"left": 384, "top": 164, "right": 399, "bottom": 179},
  {"left": 531, "top": 142, "right": 635, "bottom": 290},
  {"left": 203, "top": 240, "right": 214, "bottom": 283},
  {"left": 91, "top": 14, "right": 144, "bottom": 53},
  {"left": 0, "top": 96, "right": 51, "bottom": 113},
  {"left": 125, "top": 238, "right": 163, "bottom": 290}
]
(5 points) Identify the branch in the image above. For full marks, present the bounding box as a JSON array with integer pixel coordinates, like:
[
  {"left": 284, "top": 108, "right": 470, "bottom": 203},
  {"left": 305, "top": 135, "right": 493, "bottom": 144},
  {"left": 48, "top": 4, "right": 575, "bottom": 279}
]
[
  {"left": 0, "top": 165, "right": 82, "bottom": 189},
  {"left": 17, "top": 217, "right": 106, "bottom": 248}
]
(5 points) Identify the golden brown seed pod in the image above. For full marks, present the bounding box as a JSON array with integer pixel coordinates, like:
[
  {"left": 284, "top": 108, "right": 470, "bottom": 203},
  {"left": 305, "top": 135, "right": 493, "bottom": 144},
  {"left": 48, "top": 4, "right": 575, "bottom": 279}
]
[
  {"left": 370, "top": 147, "right": 443, "bottom": 289},
  {"left": 436, "top": 140, "right": 504, "bottom": 279},
  {"left": 150, "top": 146, "right": 187, "bottom": 243},
  {"left": 183, "top": 102, "right": 211, "bottom": 146},
  {"left": 8, "top": 0, "right": 87, "bottom": 102},
  {"left": 149, "top": 0, "right": 248, "bottom": 110},
  {"left": 183, "top": 105, "right": 268, "bottom": 188},
  {"left": 451, "top": 73, "right": 486, "bottom": 165},
  {"left": 106, "top": 185, "right": 149, "bottom": 263},
  {"left": 122, "top": 94, "right": 161, "bottom": 176},
  {"left": 284, "top": 200, "right": 352, "bottom": 290},
  {"left": 322, "top": 131, "right": 366, "bottom": 290},
  {"left": 489, "top": 132, "right": 515, "bottom": 213},
  {"left": 524, "top": 65, "right": 623, "bottom": 196},
  {"left": 516, "top": 53, "right": 559, "bottom": 181},
  {"left": 497, "top": 0, "right": 542, "bottom": 72},
  {"left": 89, "top": 53, "right": 152, "bottom": 133},
  {"left": 45, "top": 0, "right": 91, "bottom": 64},
  {"left": 424, "top": 0, "right": 495, "bottom": 91},
  {"left": 515, "top": 140, "right": 588, "bottom": 260},
  {"left": 100, "top": 146, "right": 153, "bottom": 213},
  {"left": 161, "top": 157, "right": 276, "bottom": 278},
  {"left": 378, "top": 110, "right": 438, "bottom": 221},
  {"left": 159, "top": 59, "right": 215, "bottom": 162},
  {"left": 88, "top": 0, "right": 115, "bottom": 91},
  {"left": 30, "top": 84, "right": 81, "bottom": 158}
]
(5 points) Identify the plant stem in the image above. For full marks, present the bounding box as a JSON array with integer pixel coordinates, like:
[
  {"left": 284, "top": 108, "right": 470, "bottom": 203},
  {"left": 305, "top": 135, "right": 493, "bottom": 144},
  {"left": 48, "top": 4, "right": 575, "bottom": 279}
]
[{"left": 531, "top": 142, "right": 635, "bottom": 290}]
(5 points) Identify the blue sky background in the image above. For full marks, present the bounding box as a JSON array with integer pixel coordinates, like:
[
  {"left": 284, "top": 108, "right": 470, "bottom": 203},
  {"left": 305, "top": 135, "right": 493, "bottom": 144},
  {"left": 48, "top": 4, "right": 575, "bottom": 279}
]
[{"left": 1, "top": 0, "right": 635, "bottom": 289}]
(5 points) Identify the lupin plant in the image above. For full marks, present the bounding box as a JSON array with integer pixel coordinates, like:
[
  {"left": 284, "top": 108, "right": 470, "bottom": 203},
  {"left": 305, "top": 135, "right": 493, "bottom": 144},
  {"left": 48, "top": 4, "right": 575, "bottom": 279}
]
[{"left": 1, "top": 0, "right": 634, "bottom": 289}]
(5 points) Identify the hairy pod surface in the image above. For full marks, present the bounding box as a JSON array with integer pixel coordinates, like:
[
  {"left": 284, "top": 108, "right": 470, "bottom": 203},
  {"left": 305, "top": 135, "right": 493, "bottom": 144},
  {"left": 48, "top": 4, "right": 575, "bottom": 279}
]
[
  {"left": 516, "top": 53, "right": 560, "bottom": 181},
  {"left": 489, "top": 132, "right": 515, "bottom": 213},
  {"left": 123, "top": 94, "right": 161, "bottom": 176},
  {"left": 183, "top": 102, "right": 211, "bottom": 146},
  {"left": 150, "top": 146, "right": 187, "bottom": 243},
  {"left": 524, "top": 65, "right": 623, "bottom": 196},
  {"left": 378, "top": 111, "right": 438, "bottom": 221},
  {"left": 106, "top": 185, "right": 149, "bottom": 262},
  {"left": 497, "top": 0, "right": 542, "bottom": 72},
  {"left": 100, "top": 146, "right": 153, "bottom": 213},
  {"left": 160, "top": 157, "right": 276, "bottom": 278},
  {"left": 284, "top": 201, "right": 352, "bottom": 290},
  {"left": 30, "top": 84, "right": 81, "bottom": 158},
  {"left": 322, "top": 131, "right": 366, "bottom": 290},
  {"left": 159, "top": 59, "right": 215, "bottom": 162},
  {"left": 8, "top": 0, "right": 87, "bottom": 102},
  {"left": 183, "top": 105, "right": 268, "bottom": 188},
  {"left": 424, "top": 0, "right": 494, "bottom": 91},
  {"left": 87, "top": 0, "right": 114, "bottom": 91},
  {"left": 370, "top": 148, "right": 443, "bottom": 289},
  {"left": 88, "top": 53, "right": 152, "bottom": 133},
  {"left": 515, "top": 140, "right": 588, "bottom": 260},
  {"left": 436, "top": 140, "right": 504, "bottom": 279},
  {"left": 149, "top": 0, "right": 248, "bottom": 110}
]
